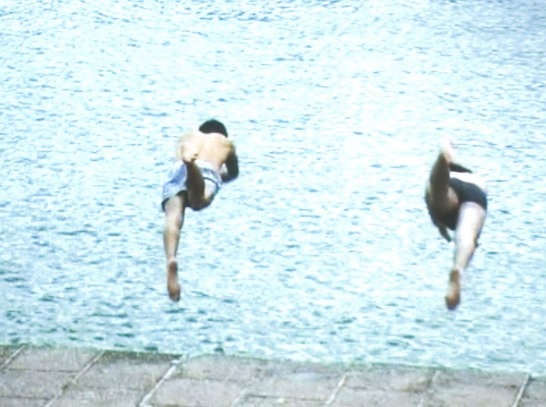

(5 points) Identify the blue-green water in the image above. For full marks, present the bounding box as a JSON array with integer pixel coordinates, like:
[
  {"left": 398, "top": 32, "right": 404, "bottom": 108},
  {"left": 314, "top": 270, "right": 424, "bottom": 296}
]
[{"left": 1, "top": 0, "right": 545, "bottom": 375}]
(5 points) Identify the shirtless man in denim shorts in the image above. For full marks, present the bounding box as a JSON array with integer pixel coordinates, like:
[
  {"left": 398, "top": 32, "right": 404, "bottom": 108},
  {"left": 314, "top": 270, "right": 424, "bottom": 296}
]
[
  {"left": 161, "top": 119, "right": 239, "bottom": 301},
  {"left": 425, "top": 140, "right": 487, "bottom": 310}
]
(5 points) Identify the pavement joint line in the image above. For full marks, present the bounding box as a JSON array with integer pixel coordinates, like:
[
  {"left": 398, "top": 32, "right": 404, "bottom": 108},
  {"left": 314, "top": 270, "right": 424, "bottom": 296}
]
[
  {"left": 417, "top": 389, "right": 429, "bottom": 407},
  {"left": 43, "top": 349, "right": 105, "bottom": 407},
  {"left": 229, "top": 383, "right": 250, "bottom": 407},
  {"left": 324, "top": 372, "right": 347, "bottom": 406},
  {"left": 138, "top": 356, "right": 184, "bottom": 407},
  {"left": 511, "top": 372, "right": 531, "bottom": 407},
  {"left": 228, "top": 361, "right": 276, "bottom": 407},
  {"left": 0, "top": 344, "right": 25, "bottom": 370},
  {"left": 421, "top": 368, "right": 442, "bottom": 403},
  {"left": 429, "top": 368, "right": 440, "bottom": 385}
]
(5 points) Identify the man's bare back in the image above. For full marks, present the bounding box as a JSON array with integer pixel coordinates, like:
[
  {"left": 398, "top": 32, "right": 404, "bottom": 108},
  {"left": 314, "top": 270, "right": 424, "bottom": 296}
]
[{"left": 178, "top": 131, "right": 236, "bottom": 172}]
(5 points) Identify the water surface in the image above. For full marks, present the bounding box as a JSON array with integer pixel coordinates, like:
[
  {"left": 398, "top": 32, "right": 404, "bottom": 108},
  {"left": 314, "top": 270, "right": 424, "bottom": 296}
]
[{"left": 1, "top": 0, "right": 545, "bottom": 375}]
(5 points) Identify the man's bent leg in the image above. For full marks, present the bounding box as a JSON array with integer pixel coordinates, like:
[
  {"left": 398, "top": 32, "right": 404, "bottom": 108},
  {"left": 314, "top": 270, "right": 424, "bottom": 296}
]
[
  {"left": 163, "top": 195, "right": 185, "bottom": 302},
  {"left": 428, "top": 147, "right": 456, "bottom": 212},
  {"left": 183, "top": 159, "right": 208, "bottom": 209}
]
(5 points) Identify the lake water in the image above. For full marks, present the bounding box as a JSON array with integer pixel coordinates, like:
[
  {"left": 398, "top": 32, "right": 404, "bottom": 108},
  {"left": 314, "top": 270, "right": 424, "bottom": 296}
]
[{"left": 1, "top": 0, "right": 545, "bottom": 376}]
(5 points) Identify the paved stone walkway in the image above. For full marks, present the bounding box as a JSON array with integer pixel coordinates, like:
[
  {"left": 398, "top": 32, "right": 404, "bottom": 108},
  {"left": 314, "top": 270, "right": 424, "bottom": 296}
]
[{"left": 0, "top": 345, "right": 544, "bottom": 406}]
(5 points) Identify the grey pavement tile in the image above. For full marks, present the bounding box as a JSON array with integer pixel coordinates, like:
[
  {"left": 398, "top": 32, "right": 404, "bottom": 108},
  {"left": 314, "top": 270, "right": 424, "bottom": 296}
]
[
  {"left": 180, "top": 355, "right": 278, "bottom": 383},
  {"left": 520, "top": 399, "right": 546, "bottom": 407},
  {"left": 51, "top": 386, "right": 144, "bottom": 407},
  {"left": 0, "top": 346, "right": 21, "bottom": 368},
  {"left": 150, "top": 377, "right": 245, "bottom": 407},
  {"left": 425, "top": 369, "right": 525, "bottom": 407},
  {"left": 0, "top": 369, "right": 74, "bottom": 399},
  {"left": 8, "top": 346, "right": 97, "bottom": 372},
  {"left": 246, "top": 369, "right": 342, "bottom": 401},
  {"left": 344, "top": 365, "right": 433, "bottom": 392},
  {"left": 331, "top": 387, "right": 424, "bottom": 407},
  {"left": 0, "top": 396, "right": 48, "bottom": 407},
  {"left": 520, "top": 377, "right": 546, "bottom": 407},
  {"left": 262, "top": 360, "right": 345, "bottom": 377},
  {"left": 235, "top": 394, "right": 325, "bottom": 406},
  {"left": 423, "top": 393, "right": 515, "bottom": 407},
  {"left": 73, "top": 350, "right": 173, "bottom": 391}
]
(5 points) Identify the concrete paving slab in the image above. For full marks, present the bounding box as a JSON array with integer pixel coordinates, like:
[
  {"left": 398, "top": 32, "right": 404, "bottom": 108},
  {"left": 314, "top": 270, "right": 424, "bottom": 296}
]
[
  {"left": 425, "top": 369, "right": 527, "bottom": 407},
  {"left": 330, "top": 365, "right": 432, "bottom": 407},
  {"left": 331, "top": 387, "right": 424, "bottom": 407},
  {"left": 235, "top": 394, "right": 325, "bottom": 406},
  {"left": 520, "top": 377, "right": 546, "bottom": 407},
  {"left": 0, "top": 369, "right": 75, "bottom": 399},
  {"left": 343, "top": 365, "right": 433, "bottom": 392},
  {"left": 0, "top": 396, "right": 48, "bottom": 407},
  {"left": 0, "top": 346, "right": 20, "bottom": 368},
  {"left": 8, "top": 346, "right": 97, "bottom": 372},
  {"left": 180, "top": 354, "right": 274, "bottom": 383},
  {"left": 244, "top": 367, "right": 342, "bottom": 402},
  {"left": 150, "top": 377, "right": 245, "bottom": 407},
  {"left": 48, "top": 351, "right": 176, "bottom": 407},
  {"left": 51, "top": 387, "right": 144, "bottom": 407},
  {"left": 73, "top": 350, "right": 173, "bottom": 390}
]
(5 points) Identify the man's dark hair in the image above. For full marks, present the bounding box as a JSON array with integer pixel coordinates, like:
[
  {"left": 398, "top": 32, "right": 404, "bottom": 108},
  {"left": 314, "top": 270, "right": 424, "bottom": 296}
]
[{"left": 199, "top": 119, "right": 228, "bottom": 137}]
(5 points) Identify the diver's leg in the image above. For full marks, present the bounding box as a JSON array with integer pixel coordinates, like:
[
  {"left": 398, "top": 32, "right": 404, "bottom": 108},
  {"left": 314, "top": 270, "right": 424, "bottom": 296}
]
[
  {"left": 182, "top": 158, "right": 207, "bottom": 209},
  {"left": 163, "top": 194, "right": 185, "bottom": 302},
  {"left": 453, "top": 203, "right": 486, "bottom": 270},
  {"left": 428, "top": 142, "right": 456, "bottom": 210},
  {"left": 445, "top": 202, "right": 487, "bottom": 310},
  {"left": 184, "top": 162, "right": 217, "bottom": 210}
]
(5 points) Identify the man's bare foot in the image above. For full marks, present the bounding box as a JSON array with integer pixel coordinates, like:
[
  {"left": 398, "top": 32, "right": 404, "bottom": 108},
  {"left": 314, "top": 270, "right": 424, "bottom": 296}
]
[
  {"left": 440, "top": 138, "right": 456, "bottom": 164},
  {"left": 167, "top": 258, "right": 181, "bottom": 302},
  {"left": 181, "top": 148, "right": 198, "bottom": 164},
  {"left": 445, "top": 268, "right": 461, "bottom": 310}
]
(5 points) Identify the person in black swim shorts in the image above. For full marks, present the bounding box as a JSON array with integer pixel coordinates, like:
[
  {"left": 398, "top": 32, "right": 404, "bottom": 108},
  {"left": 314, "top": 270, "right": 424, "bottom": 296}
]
[{"left": 425, "top": 140, "right": 487, "bottom": 310}]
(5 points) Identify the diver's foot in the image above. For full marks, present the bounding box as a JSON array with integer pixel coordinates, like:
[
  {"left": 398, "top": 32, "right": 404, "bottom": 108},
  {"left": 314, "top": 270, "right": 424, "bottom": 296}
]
[
  {"left": 181, "top": 148, "right": 198, "bottom": 164},
  {"left": 441, "top": 138, "right": 456, "bottom": 163},
  {"left": 445, "top": 268, "right": 461, "bottom": 310},
  {"left": 167, "top": 258, "right": 181, "bottom": 302}
]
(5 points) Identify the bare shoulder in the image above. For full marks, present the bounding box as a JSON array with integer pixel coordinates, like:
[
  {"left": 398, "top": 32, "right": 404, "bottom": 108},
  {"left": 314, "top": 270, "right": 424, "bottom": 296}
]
[
  {"left": 212, "top": 132, "right": 236, "bottom": 151},
  {"left": 209, "top": 131, "right": 233, "bottom": 142},
  {"left": 178, "top": 130, "right": 199, "bottom": 145}
]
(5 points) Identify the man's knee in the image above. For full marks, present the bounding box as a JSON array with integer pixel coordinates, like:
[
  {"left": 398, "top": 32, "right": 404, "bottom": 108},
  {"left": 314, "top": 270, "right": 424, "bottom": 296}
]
[
  {"left": 165, "top": 212, "right": 182, "bottom": 229},
  {"left": 187, "top": 188, "right": 214, "bottom": 211},
  {"left": 455, "top": 234, "right": 476, "bottom": 254},
  {"left": 189, "top": 198, "right": 212, "bottom": 211},
  {"left": 164, "top": 200, "right": 184, "bottom": 229}
]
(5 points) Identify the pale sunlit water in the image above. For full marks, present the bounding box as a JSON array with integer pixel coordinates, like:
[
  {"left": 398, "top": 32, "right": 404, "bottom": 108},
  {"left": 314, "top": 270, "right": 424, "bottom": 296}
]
[{"left": 1, "top": 0, "right": 545, "bottom": 375}]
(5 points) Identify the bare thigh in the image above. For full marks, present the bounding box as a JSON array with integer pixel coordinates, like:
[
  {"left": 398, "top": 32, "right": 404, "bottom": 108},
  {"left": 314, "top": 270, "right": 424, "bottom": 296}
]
[
  {"left": 164, "top": 194, "right": 185, "bottom": 225},
  {"left": 455, "top": 202, "right": 487, "bottom": 244}
]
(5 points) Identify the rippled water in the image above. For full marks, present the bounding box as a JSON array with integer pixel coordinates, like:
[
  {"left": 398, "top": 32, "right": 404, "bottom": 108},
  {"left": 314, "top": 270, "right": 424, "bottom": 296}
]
[{"left": 1, "top": 0, "right": 545, "bottom": 375}]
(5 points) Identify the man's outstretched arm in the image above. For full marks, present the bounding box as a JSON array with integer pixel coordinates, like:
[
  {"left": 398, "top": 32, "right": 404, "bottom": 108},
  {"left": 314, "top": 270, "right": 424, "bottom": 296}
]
[
  {"left": 425, "top": 188, "right": 452, "bottom": 242},
  {"left": 438, "top": 224, "right": 452, "bottom": 242}
]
